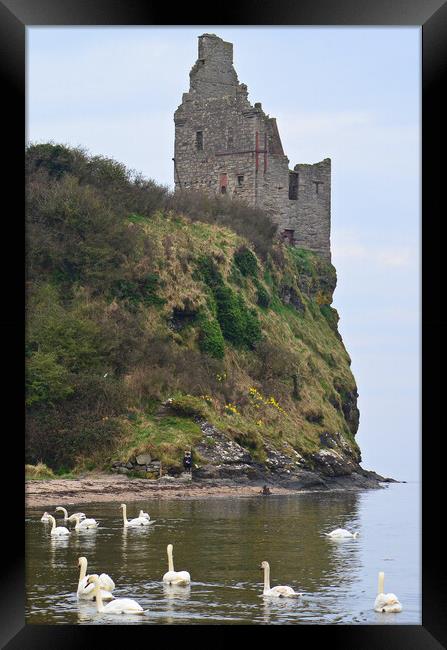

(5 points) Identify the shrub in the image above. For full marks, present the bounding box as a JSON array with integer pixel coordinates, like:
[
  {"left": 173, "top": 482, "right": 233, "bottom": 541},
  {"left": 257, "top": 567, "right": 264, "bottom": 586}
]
[
  {"left": 26, "top": 351, "right": 73, "bottom": 406},
  {"left": 233, "top": 246, "right": 258, "bottom": 277},
  {"left": 166, "top": 190, "right": 278, "bottom": 258},
  {"left": 198, "top": 315, "right": 225, "bottom": 359},
  {"left": 194, "top": 255, "right": 224, "bottom": 289},
  {"left": 111, "top": 273, "right": 165, "bottom": 308},
  {"left": 214, "top": 285, "right": 261, "bottom": 349}
]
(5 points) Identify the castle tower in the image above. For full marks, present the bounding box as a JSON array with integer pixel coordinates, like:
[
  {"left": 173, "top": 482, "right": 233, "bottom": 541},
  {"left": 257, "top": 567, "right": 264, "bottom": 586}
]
[{"left": 173, "top": 33, "right": 331, "bottom": 261}]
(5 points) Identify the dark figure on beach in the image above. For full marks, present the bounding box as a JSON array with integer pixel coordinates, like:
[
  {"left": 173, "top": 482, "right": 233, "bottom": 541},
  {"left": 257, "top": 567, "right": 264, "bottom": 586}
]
[
  {"left": 260, "top": 485, "right": 271, "bottom": 496},
  {"left": 183, "top": 451, "right": 192, "bottom": 474}
]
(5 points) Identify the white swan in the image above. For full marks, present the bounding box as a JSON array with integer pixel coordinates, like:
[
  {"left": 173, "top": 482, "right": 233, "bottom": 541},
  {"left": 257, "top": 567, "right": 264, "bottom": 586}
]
[
  {"left": 138, "top": 510, "right": 150, "bottom": 520},
  {"left": 40, "top": 512, "right": 51, "bottom": 522},
  {"left": 374, "top": 571, "right": 402, "bottom": 613},
  {"left": 70, "top": 514, "right": 98, "bottom": 530},
  {"left": 48, "top": 514, "right": 70, "bottom": 537},
  {"left": 88, "top": 575, "right": 144, "bottom": 614},
  {"left": 77, "top": 557, "right": 115, "bottom": 601},
  {"left": 120, "top": 503, "right": 150, "bottom": 527},
  {"left": 260, "top": 561, "right": 301, "bottom": 598},
  {"left": 162, "top": 544, "right": 191, "bottom": 585},
  {"left": 55, "top": 506, "right": 86, "bottom": 521},
  {"left": 325, "top": 528, "right": 359, "bottom": 539}
]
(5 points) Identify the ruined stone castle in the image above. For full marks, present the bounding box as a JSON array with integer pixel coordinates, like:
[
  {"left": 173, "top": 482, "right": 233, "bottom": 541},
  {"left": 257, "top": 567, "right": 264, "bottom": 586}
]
[{"left": 173, "top": 33, "right": 331, "bottom": 261}]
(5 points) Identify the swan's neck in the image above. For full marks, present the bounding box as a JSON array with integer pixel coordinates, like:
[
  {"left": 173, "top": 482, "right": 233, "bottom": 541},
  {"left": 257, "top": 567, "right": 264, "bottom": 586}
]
[
  {"left": 78, "top": 560, "right": 87, "bottom": 586},
  {"left": 167, "top": 547, "right": 174, "bottom": 573},
  {"left": 378, "top": 572, "right": 385, "bottom": 594},
  {"left": 122, "top": 505, "right": 128, "bottom": 525},
  {"left": 58, "top": 507, "right": 68, "bottom": 519},
  {"left": 50, "top": 516, "right": 56, "bottom": 531},
  {"left": 263, "top": 565, "right": 270, "bottom": 592},
  {"left": 94, "top": 583, "right": 105, "bottom": 612}
]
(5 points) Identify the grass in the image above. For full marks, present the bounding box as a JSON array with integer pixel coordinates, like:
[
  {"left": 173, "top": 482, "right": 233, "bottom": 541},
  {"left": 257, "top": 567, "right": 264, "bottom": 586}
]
[
  {"left": 25, "top": 462, "right": 56, "bottom": 480},
  {"left": 112, "top": 413, "right": 203, "bottom": 472}
]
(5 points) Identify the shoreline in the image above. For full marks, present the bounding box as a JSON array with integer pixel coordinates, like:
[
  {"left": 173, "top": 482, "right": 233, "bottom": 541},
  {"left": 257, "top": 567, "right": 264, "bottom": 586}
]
[{"left": 25, "top": 471, "right": 394, "bottom": 508}]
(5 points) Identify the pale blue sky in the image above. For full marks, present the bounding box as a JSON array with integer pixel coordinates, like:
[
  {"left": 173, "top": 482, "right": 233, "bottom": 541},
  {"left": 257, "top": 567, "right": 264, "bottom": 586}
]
[{"left": 27, "top": 27, "right": 421, "bottom": 481}]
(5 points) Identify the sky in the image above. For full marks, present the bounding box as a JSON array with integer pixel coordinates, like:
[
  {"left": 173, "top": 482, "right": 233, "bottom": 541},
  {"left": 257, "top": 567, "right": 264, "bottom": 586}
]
[{"left": 27, "top": 26, "right": 421, "bottom": 482}]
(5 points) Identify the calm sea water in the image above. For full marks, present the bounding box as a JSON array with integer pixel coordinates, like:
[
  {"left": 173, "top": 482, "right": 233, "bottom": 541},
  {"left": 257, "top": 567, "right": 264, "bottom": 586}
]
[{"left": 25, "top": 481, "right": 420, "bottom": 625}]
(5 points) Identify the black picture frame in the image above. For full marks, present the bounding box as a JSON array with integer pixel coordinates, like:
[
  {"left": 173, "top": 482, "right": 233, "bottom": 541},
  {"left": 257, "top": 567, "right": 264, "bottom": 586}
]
[{"left": 2, "top": 0, "right": 446, "bottom": 647}]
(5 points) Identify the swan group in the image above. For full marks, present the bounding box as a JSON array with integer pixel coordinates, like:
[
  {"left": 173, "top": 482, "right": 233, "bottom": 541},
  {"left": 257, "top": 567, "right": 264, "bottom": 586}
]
[
  {"left": 77, "top": 556, "right": 115, "bottom": 601},
  {"left": 38, "top": 507, "right": 403, "bottom": 617},
  {"left": 69, "top": 514, "right": 98, "bottom": 530},
  {"left": 55, "top": 506, "right": 86, "bottom": 521},
  {"left": 88, "top": 575, "right": 144, "bottom": 614},
  {"left": 121, "top": 503, "right": 151, "bottom": 527}
]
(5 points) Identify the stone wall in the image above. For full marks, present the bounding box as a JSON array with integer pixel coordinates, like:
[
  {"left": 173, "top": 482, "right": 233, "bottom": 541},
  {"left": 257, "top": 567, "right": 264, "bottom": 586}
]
[{"left": 173, "top": 33, "right": 331, "bottom": 261}]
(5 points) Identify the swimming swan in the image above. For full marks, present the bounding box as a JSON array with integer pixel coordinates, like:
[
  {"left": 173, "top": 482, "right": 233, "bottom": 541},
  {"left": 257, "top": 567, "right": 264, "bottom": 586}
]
[
  {"left": 48, "top": 514, "right": 70, "bottom": 536},
  {"left": 374, "top": 571, "right": 402, "bottom": 613},
  {"left": 120, "top": 503, "right": 150, "bottom": 527},
  {"left": 40, "top": 512, "right": 51, "bottom": 522},
  {"left": 55, "top": 506, "right": 86, "bottom": 521},
  {"left": 139, "top": 510, "right": 150, "bottom": 520},
  {"left": 70, "top": 514, "right": 98, "bottom": 530},
  {"left": 77, "top": 557, "right": 115, "bottom": 601},
  {"left": 88, "top": 575, "right": 144, "bottom": 614},
  {"left": 162, "top": 544, "right": 191, "bottom": 585},
  {"left": 325, "top": 528, "right": 359, "bottom": 539},
  {"left": 260, "top": 561, "right": 301, "bottom": 597}
]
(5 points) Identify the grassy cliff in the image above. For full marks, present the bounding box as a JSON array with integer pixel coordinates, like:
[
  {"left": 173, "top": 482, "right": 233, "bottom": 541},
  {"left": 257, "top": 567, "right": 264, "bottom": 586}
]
[{"left": 26, "top": 144, "right": 360, "bottom": 479}]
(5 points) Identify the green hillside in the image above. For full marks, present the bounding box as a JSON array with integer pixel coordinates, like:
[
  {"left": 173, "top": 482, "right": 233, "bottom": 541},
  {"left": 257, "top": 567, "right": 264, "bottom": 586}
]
[{"left": 25, "top": 144, "right": 360, "bottom": 478}]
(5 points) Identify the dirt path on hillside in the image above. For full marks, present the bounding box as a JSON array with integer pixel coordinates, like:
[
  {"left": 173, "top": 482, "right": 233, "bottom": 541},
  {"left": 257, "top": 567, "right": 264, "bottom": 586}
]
[{"left": 25, "top": 474, "right": 304, "bottom": 508}]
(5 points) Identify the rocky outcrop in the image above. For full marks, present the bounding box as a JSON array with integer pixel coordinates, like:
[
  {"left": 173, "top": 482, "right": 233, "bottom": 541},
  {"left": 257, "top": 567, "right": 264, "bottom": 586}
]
[
  {"left": 340, "top": 389, "right": 360, "bottom": 435},
  {"left": 190, "top": 421, "right": 382, "bottom": 489}
]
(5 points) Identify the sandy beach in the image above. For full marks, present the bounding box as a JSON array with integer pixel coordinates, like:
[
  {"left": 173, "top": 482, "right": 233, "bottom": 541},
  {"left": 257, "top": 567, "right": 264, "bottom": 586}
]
[{"left": 25, "top": 473, "right": 307, "bottom": 508}]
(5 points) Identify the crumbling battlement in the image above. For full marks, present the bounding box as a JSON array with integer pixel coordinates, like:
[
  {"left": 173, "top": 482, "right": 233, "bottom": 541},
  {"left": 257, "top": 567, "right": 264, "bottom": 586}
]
[{"left": 173, "top": 33, "right": 331, "bottom": 261}]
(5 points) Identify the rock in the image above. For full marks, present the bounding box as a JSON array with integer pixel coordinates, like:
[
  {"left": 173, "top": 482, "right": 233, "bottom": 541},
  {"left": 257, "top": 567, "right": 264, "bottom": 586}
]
[
  {"left": 112, "top": 467, "right": 129, "bottom": 475},
  {"left": 125, "top": 462, "right": 134, "bottom": 470},
  {"left": 307, "top": 448, "right": 357, "bottom": 477},
  {"left": 195, "top": 423, "right": 253, "bottom": 465},
  {"left": 136, "top": 453, "right": 152, "bottom": 465}
]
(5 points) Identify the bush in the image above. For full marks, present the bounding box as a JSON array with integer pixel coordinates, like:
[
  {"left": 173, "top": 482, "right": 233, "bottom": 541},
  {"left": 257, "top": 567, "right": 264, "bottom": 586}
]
[
  {"left": 111, "top": 274, "right": 165, "bottom": 308},
  {"left": 26, "top": 351, "right": 73, "bottom": 406},
  {"left": 194, "top": 255, "right": 224, "bottom": 289},
  {"left": 214, "top": 285, "right": 261, "bottom": 349},
  {"left": 233, "top": 246, "right": 258, "bottom": 277},
  {"left": 198, "top": 315, "right": 225, "bottom": 359},
  {"left": 166, "top": 190, "right": 277, "bottom": 259}
]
